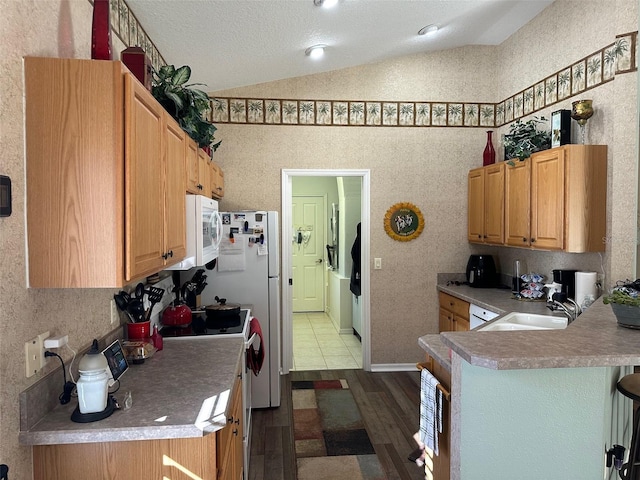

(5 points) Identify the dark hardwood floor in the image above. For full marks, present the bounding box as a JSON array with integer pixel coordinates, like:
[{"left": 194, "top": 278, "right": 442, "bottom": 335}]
[{"left": 248, "top": 369, "right": 425, "bottom": 480}]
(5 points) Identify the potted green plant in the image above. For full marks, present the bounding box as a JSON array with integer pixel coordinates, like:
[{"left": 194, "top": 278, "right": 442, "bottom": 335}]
[
  {"left": 503, "top": 116, "right": 551, "bottom": 166},
  {"left": 602, "top": 281, "right": 640, "bottom": 328},
  {"left": 151, "top": 65, "right": 221, "bottom": 151}
]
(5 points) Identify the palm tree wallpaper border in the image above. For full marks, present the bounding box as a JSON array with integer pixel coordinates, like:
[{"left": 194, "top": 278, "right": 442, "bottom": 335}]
[{"left": 210, "top": 31, "right": 636, "bottom": 129}]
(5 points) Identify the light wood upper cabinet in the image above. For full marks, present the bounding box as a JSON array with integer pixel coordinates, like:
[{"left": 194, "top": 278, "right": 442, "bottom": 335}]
[
  {"left": 25, "top": 57, "right": 186, "bottom": 288},
  {"left": 185, "top": 139, "right": 201, "bottom": 194},
  {"left": 210, "top": 161, "right": 225, "bottom": 199},
  {"left": 503, "top": 145, "right": 607, "bottom": 252},
  {"left": 530, "top": 148, "right": 565, "bottom": 250},
  {"left": 504, "top": 160, "right": 531, "bottom": 247},
  {"left": 186, "top": 142, "right": 225, "bottom": 199},
  {"left": 163, "top": 119, "right": 188, "bottom": 264},
  {"left": 468, "top": 163, "right": 504, "bottom": 244},
  {"left": 198, "top": 148, "right": 212, "bottom": 197},
  {"left": 125, "top": 75, "right": 167, "bottom": 280}
]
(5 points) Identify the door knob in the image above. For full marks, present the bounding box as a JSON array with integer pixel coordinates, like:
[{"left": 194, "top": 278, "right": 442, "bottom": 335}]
[{"left": 316, "top": 259, "right": 323, "bottom": 264}]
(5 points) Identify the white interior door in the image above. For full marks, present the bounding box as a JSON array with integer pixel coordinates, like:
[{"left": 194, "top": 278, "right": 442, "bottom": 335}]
[{"left": 292, "top": 196, "right": 325, "bottom": 312}]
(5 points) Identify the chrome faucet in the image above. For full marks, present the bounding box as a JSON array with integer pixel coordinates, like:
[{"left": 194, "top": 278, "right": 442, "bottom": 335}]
[{"left": 548, "top": 298, "right": 581, "bottom": 323}]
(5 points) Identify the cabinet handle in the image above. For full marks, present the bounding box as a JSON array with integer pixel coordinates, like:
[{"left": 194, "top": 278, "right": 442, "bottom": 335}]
[
  {"left": 162, "top": 252, "right": 168, "bottom": 260},
  {"left": 168, "top": 250, "right": 173, "bottom": 258},
  {"left": 531, "top": 238, "right": 536, "bottom": 243},
  {"left": 522, "top": 237, "right": 527, "bottom": 242},
  {"left": 234, "top": 418, "right": 240, "bottom": 425},
  {"left": 227, "top": 416, "right": 234, "bottom": 424},
  {"left": 232, "top": 428, "right": 239, "bottom": 436},
  {"left": 483, "top": 235, "right": 487, "bottom": 238},
  {"left": 477, "top": 234, "right": 481, "bottom": 239}
]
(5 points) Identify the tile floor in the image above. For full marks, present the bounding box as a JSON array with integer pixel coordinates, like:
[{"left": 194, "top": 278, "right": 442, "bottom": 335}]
[{"left": 292, "top": 312, "right": 362, "bottom": 371}]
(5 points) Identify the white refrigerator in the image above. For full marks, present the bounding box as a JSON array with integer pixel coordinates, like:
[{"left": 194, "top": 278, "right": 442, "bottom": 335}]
[{"left": 201, "top": 211, "right": 281, "bottom": 408}]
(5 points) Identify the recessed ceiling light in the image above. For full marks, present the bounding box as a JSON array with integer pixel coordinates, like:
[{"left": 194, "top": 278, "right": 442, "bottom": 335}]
[
  {"left": 418, "top": 24, "right": 439, "bottom": 35},
  {"left": 305, "top": 44, "right": 326, "bottom": 59},
  {"left": 314, "top": 0, "right": 338, "bottom": 8}
]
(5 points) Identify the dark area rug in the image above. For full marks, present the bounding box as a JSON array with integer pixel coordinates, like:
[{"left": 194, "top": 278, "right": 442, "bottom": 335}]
[{"left": 292, "top": 378, "right": 386, "bottom": 480}]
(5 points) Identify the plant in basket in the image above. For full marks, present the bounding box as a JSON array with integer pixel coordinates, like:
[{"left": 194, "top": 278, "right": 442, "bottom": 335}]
[{"left": 603, "top": 279, "right": 640, "bottom": 328}]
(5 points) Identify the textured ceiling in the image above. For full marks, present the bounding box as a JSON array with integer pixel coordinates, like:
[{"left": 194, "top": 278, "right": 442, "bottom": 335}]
[{"left": 126, "top": 0, "right": 554, "bottom": 91}]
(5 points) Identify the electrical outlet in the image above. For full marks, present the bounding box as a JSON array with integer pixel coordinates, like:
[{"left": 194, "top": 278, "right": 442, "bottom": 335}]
[
  {"left": 110, "top": 299, "right": 119, "bottom": 325},
  {"left": 25, "top": 331, "right": 49, "bottom": 377}
]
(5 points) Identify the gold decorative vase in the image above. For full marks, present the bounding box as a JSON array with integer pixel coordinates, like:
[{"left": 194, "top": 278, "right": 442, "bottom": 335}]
[{"left": 571, "top": 99, "right": 594, "bottom": 144}]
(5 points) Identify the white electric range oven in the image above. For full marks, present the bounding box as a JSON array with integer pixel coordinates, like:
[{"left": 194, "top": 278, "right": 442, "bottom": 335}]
[{"left": 160, "top": 308, "right": 257, "bottom": 480}]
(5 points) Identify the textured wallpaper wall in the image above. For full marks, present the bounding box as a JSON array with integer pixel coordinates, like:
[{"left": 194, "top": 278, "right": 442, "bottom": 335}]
[
  {"left": 1, "top": 0, "right": 637, "bottom": 477},
  {"left": 210, "top": 0, "right": 637, "bottom": 368}
]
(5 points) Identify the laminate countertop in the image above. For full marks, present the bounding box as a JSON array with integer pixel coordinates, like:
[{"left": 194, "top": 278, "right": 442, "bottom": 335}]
[
  {"left": 19, "top": 337, "right": 244, "bottom": 446},
  {"left": 419, "top": 283, "right": 640, "bottom": 371}
]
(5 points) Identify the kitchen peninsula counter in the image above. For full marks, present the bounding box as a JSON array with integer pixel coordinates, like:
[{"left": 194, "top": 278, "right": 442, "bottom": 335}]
[
  {"left": 419, "top": 283, "right": 640, "bottom": 371},
  {"left": 19, "top": 337, "right": 244, "bottom": 446}
]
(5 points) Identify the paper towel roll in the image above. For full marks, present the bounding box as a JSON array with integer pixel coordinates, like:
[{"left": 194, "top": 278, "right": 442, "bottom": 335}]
[{"left": 575, "top": 271, "right": 598, "bottom": 308}]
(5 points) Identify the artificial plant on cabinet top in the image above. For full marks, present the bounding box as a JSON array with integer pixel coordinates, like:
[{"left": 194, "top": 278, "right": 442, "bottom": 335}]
[{"left": 151, "top": 65, "right": 221, "bottom": 151}]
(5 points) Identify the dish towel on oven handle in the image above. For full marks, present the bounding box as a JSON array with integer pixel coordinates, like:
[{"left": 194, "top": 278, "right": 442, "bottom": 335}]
[
  {"left": 248, "top": 317, "right": 265, "bottom": 376},
  {"left": 419, "top": 367, "right": 443, "bottom": 455}
]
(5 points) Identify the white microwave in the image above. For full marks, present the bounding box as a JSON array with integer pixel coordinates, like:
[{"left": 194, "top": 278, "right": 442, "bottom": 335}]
[{"left": 167, "top": 195, "right": 222, "bottom": 270}]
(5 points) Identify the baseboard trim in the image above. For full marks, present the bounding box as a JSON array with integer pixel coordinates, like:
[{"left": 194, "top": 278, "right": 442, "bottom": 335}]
[{"left": 370, "top": 363, "right": 418, "bottom": 372}]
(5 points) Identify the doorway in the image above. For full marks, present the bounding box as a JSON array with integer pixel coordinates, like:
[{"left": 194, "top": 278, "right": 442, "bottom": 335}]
[
  {"left": 292, "top": 195, "right": 326, "bottom": 312},
  {"left": 281, "top": 169, "right": 371, "bottom": 374}
]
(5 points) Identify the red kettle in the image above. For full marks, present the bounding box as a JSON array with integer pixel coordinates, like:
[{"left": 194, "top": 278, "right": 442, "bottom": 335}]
[{"left": 162, "top": 303, "right": 192, "bottom": 327}]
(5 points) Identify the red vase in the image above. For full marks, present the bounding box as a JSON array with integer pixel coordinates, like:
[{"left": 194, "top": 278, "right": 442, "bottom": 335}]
[
  {"left": 483, "top": 130, "right": 496, "bottom": 166},
  {"left": 91, "top": 0, "right": 112, "bottom": 60}
]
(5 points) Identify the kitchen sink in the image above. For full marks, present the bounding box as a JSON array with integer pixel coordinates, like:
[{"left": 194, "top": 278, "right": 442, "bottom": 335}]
[{"left": 479, "top": 312, "right": 568, "bottom": 331}]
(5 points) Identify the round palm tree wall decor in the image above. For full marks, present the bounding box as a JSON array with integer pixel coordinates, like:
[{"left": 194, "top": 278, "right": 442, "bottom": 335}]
[{"left": 384, "top": 202, "right": 424, "bottom": 242}]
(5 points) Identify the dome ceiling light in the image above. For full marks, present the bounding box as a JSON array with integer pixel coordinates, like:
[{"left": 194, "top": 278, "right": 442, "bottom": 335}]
[
  {"left": 305, "top": 44, "right": 326, "bottom": 59},
  {"left": 314, "top": 0, "right": 338, "bottom": 8},
  {"left": 418, "top": 24, "right": 439, "bottom": 35}
]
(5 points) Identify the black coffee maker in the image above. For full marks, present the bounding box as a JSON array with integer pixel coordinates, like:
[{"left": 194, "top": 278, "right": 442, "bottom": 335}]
[
  {"left": 466, "top": 255, "right": 497, "bottom": 288},
  {"left": 552, "top": 269, "right": 577, "bottom": 299}
]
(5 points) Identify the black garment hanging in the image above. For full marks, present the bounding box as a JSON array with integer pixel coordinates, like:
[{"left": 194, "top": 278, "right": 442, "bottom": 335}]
[{"left": 350, "top": 222, "right": 361, "bottom": 296}]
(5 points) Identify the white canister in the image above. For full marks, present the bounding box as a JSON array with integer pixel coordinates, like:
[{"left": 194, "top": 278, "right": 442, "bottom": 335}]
[
  {"left": 76, "top": 339, "right": 109, "bottom": 414},
  {"left": 575, "top": 271, "right": 598, "bottom": 308}
]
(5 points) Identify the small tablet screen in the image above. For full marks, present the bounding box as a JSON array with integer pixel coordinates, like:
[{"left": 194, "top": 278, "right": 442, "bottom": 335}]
[{"left": 102, "top": 339, "right": 129, "bottom": 383}]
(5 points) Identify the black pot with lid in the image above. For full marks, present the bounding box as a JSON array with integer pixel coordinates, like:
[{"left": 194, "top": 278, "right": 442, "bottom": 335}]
[{"left": 204, "top": 296, "right": 241, "bottom": 328}]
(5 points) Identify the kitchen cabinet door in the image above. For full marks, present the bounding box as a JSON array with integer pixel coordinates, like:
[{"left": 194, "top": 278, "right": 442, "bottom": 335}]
[
  {"left": 210, "top": 161, "right": 225, "bottom": 199},
  {"left": 439, "top": 292, "right": 469, "bottom": 332},
  {"left": 125, "top": 75, "right": 167, "bottom": 281},
  {"left": 217, "top": 375, "right": 243, "bottom": 480},
  {"left": 164, "top": 118, "right": 187, "bottom": 264},
  {"left": 420, "top": 356, "right": 451, "bottom": 480},
  {"left": 25, "top": 57, "right": 126, "bottom": 288},
  {"left": 484, "top": 163, "right": 505, "bottom": 244},
  {"left": 468, "top": 163, "right": 504, "bottom": 245},
  {"left": 505, "top": 159, "right": 531, "bottom": 247},
  {"left": 439, "top": 308, "right": 454, "bottom": 332},
  {"left": 530, "top": 148, "right": 565, "bottom": 250},
  {"left": 467, "top": 168, "right": 484, "bottom": 242},
  {"left": 199, "top": 148, "right": 212, "bottom": 198},
  {"left": 185, "top": 139, "right": 201, "bottom": 194}
]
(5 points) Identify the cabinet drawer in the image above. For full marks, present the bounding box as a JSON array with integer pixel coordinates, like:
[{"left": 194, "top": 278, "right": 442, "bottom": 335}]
[{"left": 438, "top": 292, "right": 470, "bottom": 319}]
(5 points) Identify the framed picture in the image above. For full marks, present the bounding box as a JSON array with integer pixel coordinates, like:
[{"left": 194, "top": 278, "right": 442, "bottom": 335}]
[
  {"left": 551, "top": 109, "right": 571, "bottom": 148},
  {"left": 384, "top": 202, "right": 424, "bottom": 242}
]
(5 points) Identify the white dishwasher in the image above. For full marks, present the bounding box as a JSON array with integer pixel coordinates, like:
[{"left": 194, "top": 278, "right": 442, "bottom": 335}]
[{"left": 469, "top": 304, "right": 499, "bottom": 329}]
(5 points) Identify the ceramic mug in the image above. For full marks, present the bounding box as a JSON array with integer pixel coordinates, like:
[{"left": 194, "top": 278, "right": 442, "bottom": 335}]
[{"left": 544, "top": 282, "right": 563, "bottom": 302}]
